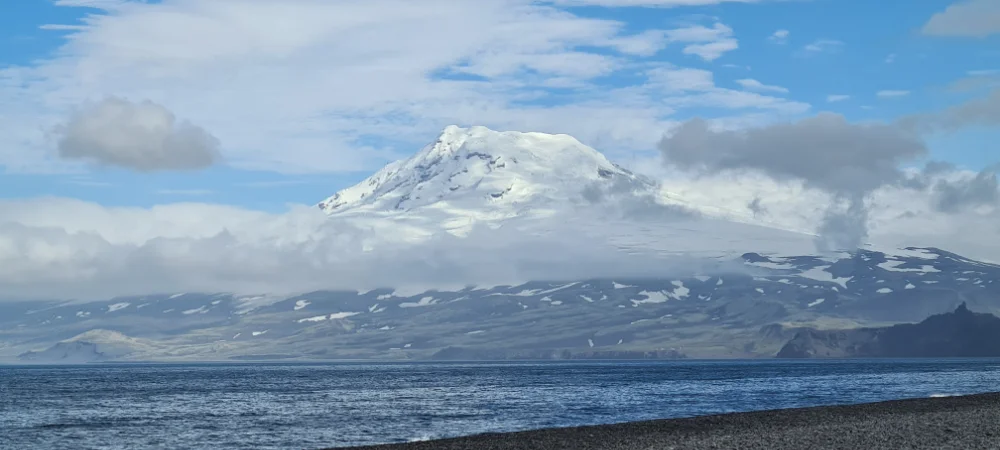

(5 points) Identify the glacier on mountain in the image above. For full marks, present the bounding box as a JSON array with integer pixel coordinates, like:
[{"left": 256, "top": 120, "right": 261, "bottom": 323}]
[{"left": 318, "top": 125, "right": 656, "bottom": 214}]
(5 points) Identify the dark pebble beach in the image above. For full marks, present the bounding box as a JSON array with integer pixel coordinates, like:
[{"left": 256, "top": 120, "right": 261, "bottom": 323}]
[{"left": 342, "top": 392, "right": 1000, "bottom": 450}]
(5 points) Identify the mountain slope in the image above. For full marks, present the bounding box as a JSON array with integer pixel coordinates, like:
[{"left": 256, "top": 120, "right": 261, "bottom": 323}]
[
  {"left": 314, "top": 125, "right": 825, "bottom": 255},
  {"left": 318, "top": 125, "right": 655, "bottom": 215},
  {"left": 3, "top": 247, "right": 1000, "bottom": 362}
]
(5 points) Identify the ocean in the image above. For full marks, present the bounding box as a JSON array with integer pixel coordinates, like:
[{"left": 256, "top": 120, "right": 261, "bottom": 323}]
[{"left": 2, "top": 359, "right": 1000, "bottom": 449}]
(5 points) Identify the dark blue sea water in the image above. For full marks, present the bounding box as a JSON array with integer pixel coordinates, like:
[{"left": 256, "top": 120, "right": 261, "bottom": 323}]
[{"left": 2, "top": 359, "right": 1000, "bottom": 449}]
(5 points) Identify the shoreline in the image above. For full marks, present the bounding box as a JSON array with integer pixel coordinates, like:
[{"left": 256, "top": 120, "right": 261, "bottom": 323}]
[{"left": 340, "top": 392, "right": 1000, "bottom": 450}]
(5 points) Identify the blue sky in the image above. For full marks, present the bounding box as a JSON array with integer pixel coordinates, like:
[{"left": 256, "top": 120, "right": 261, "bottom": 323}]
[{"left": 1, "top": 0, "right": 998, "bottom": 211}]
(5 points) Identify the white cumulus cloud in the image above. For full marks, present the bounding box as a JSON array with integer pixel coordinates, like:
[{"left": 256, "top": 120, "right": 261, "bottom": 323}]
[{"left": 55, "top": 97, "right": 220, "bottom": 171}]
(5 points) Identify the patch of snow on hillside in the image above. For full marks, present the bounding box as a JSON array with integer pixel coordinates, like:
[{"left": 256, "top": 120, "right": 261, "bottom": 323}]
[
  {"left": 798, "top": 266, "right": 851, "bottom": 288},
  {"left": 747, "top": 261, "right": 795, "bottom": 270},
  {"left": 182, "top": 306, "right": 209, "bottom": 315},
  {"left": 580, "top": 295, "right": 594, "bottom": 303},
  {"left": 107, "top": 302, "right": 130, "bottom": 312},
  {"left": 512, "top": 289, "right": 541, "bottom": 297},
  {"left": 252, "top": 330, "right": 268, "bottom": 336},
  {"left": 890, "top": 248, "right": 939, "bottom": 259},
  {"left": 613, "top": 282, "right": 634, "bottom": 289},
  {"left": 298, "top": 315, "right": 328, "bottom": 323},
  {"left": 877, "top": 288, "right": 893, "bottom": 294},
  {"left": 169, "top": 293, "right": 186, "bottom": 299},
  {"left": 330, "top": 312, "right": 361, "bottom": 320},
  {"left": 670, "top": 281, "right": 690, "bottom": 299},
  {"left": 294, "top": 300, "right": 310, "bottom": 311},
  {"left": 535, "top": 283, "right": 578, "bottom": 295},
  {"left": 808, "top": 298, "right": 825, "bottom": 307},
  {"left": 400, "top": 296, "right": 438, "bottom": 308},
  {"left": 632, "top": 291, "right": 669, "bottom": 306},
  {"left": 905, "top": 283, "right": 916, "bottom": 289},
  {"left": 878, "top": 260, "right": 942, "bottom": 273}
]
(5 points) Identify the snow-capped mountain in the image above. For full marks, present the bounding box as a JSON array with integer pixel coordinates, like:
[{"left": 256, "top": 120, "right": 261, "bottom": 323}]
[
  {"left": 5, "top": 126, "right": 999, "bottom": 363},
  {"left": 313, "top": 125, "right": 824, "bottom": 256},
  {"left": 318, "top": 125, "right": 656, "bottom": 216}
]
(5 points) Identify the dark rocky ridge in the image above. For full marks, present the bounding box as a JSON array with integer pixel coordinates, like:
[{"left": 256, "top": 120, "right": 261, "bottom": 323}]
[{"left": 777, "top": 302, "right": 1000, "bottom": 358}]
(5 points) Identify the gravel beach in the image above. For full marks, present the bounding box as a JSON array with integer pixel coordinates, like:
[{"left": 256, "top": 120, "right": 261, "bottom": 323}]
[{"left": 342, "top": 392, "right": 1000, "bottom": 450}]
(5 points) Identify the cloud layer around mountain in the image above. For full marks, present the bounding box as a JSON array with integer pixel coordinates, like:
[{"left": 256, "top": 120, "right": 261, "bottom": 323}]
[
  {"left": 5, "top": 162, "right": 1000, "bottom": 300},
  {"left": 0, "top": 197, "right": 752, "bottom": 300}
]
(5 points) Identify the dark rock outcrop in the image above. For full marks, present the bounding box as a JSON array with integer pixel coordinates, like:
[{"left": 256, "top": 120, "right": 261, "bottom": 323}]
[{"left": 777, "top": 302, "right": 1000, "bottom": 358}]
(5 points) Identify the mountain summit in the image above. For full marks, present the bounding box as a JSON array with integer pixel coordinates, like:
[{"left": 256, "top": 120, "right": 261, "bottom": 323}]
[{"left": 317, "top": 125, "right": 655, "bottom": 215}]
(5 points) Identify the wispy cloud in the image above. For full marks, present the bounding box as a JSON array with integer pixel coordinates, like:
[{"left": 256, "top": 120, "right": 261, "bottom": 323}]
[
  {"left": 736, "top": 78, "right": 789, "bottom": 93},
  {"left": 65, "top": 178, "right": 113, "bottom": 187},
  {"left": 664, "top": 23, "right": 739, "bottom": 62},
  {"left": 802, "top": 39, "right": 843, "bottom": 54},
  {"left": 550, "top": 0, "right": 776, "bottom": 6},
  {"left": 877, "top": 90, "right": 911, "bottom": 98},
  {"left": 236, "top": 180, "right": 317, "bottom": 188},
  {"left": 156, "top": 189, "right": 214, "bottom": 196},
  {"left": 885, "top": 53, "right": 896, "bottom": 63},
  {"left": 826, "top": 95, "right": 850, "bottom": 103},
  {"left": 38, "top": 24, "right": 88, "bottom": 31},
  {"left": 767, "top": 29, "right": 789, "bottom": 44},
  {"left": 947, "top": 70, "right": 1000, "bottom": 92}
]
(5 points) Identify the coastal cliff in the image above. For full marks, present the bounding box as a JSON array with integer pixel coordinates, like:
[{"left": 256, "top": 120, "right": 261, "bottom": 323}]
[{"left": 777, "top": 303, "right": 1000, "bottom": 358}]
